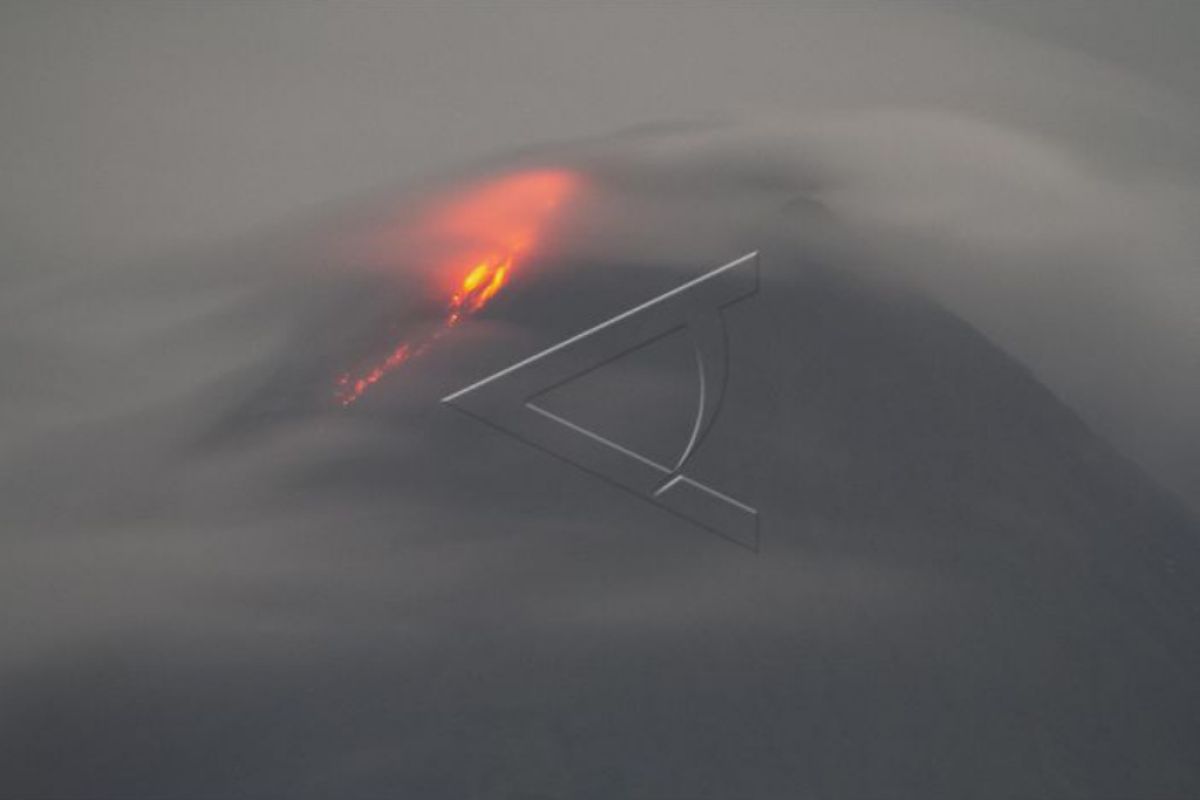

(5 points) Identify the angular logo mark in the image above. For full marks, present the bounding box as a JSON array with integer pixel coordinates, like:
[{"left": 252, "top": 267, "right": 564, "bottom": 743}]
[{"left": 443, "top": 252, "right": 759, "bottom": 549}]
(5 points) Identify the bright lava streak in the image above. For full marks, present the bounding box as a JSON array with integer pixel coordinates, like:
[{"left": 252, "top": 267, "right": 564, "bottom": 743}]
[{"left": 335, "top": 168, "right": 579, "bottom": 406}]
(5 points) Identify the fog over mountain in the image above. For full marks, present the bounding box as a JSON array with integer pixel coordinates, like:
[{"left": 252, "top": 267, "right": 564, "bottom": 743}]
[{"left": 1, "top": 3, "right": 1198, "bottom": 798}]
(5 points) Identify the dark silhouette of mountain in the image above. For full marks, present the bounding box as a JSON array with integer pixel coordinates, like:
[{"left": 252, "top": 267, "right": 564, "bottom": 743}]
[{"left": 2, "top": 240, "right": 1198, "bottom": 800}]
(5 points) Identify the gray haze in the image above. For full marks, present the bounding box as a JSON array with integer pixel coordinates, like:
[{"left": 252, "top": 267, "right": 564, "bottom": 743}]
[{"left": 1, "top": 3, "right": 1199, "bottom": 798}]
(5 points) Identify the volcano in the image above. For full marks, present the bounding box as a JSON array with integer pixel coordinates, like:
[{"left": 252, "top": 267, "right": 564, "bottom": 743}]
[{"left": 4, "top": 225, "right": 1198, "bottom": 800}]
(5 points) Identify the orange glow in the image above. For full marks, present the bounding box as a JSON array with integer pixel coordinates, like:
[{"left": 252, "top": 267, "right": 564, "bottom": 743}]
[{"left": 335, "top": 168, "right": 580, "bottom": 406}]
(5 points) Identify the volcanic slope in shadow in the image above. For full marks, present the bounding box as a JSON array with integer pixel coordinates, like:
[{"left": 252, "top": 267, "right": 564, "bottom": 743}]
[
  {"left": 421, "top": 243, "right": 1200, "bottom": 798},
  {"left": 2, "top": 244, "right": 1199, "bottom": 800},
  {"left": 662, "top": 245, "right": 1200, "bottom": 799}
]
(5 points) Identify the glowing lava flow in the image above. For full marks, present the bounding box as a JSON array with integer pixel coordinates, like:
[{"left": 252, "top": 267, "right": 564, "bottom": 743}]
[
  {"left": 335, "top": 169, "right": 578, "bottom": 406},
  {"left": 447, "top": 256, "right": 511, "bottom": 327}
]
